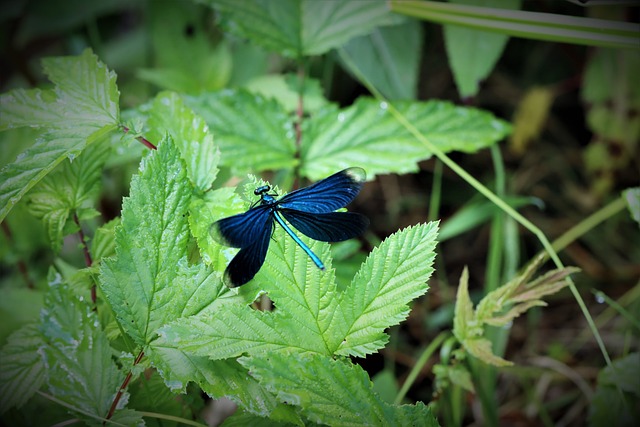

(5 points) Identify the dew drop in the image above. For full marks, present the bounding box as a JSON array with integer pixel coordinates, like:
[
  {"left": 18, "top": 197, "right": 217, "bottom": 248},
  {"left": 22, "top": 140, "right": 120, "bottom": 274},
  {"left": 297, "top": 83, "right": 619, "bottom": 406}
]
[
  {"left": 379, "top": 101, "right": 388, "bottom": 110},
  {"left": 337, "top": 112, "right": 346, "bottom": 122}
]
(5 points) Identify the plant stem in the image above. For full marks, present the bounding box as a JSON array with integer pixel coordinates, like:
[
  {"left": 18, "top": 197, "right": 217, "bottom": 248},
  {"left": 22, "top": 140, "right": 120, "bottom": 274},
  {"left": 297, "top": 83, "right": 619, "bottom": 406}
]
[
  {"left": 122, "top": 126, "right": 157, "bottom": 150},
  {"left": 105, "top": 350, "right": 145, "bottom": 422}
]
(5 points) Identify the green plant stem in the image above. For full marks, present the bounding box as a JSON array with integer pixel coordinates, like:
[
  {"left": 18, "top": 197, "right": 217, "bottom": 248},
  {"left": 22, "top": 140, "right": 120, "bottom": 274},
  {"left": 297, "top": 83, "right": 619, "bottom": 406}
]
[
  {"left": 394, "top": 331, "right": 449, "bottom": 404},
  {"left": 592, "top": 289, "right": 640, "bottom": 332},
  {"left": 389, "top": 0, "right": 640, "bottom": 50},
  {"left": 137, "top": 411, "right": 208, "bottom": 427},
  {"left": 551, "top": 196, "right": 627, "bottom": 253},
  {"left": 428, "top": 160, "right": 443, "bottom": 222},
  {"left": 338, "top": 47, "right": 613, "bottom": 368},
  {"left": 37, "top": 391, "right": 127, "bottom": 427}
]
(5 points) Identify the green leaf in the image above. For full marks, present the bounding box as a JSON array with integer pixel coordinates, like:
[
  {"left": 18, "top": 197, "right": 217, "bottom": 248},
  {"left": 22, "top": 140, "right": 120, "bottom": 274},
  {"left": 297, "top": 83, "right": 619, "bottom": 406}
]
[
  {"left": 147, "top": 347, "right": 301, "bottom": 423},
  {"left": 336, "top": 222, "right": 438, "bottom": 357},
  {"left": 444, "top": 0, "right": 521, "bottom": 98},
  {"left": 204, "top": 0, "right": 402, "bottom": 57},
  {"left": 244, "top": 74, "right": 329, "bottom": 113},
  {"left": 100, "top": 137, "right": 192, "bottom": 345},
  {"left": 40, "top": 273, "right": 142, "bottom": 424},
  {"left": 140, "top": 0, "right": 232, "bottom": 93},
  {"left": 589, "top": 353, "right": 640, "bottom": 427},
  {"left": 0, "top": 49, "right": 120, "bottom": 222},
  {"left": 301, "top": 98, "right": 511, "bottom": 180},
  {"left": 453, "top": 267, "right": 477, "bottom": 342},
  {"left": 340, "top": 18, "right": 423, "bottom": 100},
  {"left": 624, "top": 187, "right": 640, "bottom": 225},
  {"left": 0, "top": 288, "right": 44, "bottom": 346},
  {"left": 0, "top": 324, "right": 45, "bottom": 414},
  {"left": 91, "top": 218, "right": 120, "bottom": 260},
  {"left": 241, "top": 352, "right": 439, "bottom": 426},
  {"left": 188, "top": 187, "right": 245, "bottom": 272},
  {"left": 184, "top": 90, "right": 297, "bottom": 173},
  {"left": 26, "top": 140, "right": 111, "bottom": 252},
  {"left": 146, "top": 91, "right": 220, "bottom": 192}
]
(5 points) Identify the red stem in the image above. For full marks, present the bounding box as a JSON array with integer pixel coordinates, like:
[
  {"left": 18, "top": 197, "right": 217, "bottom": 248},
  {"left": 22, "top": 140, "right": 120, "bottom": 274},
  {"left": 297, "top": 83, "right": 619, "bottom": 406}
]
[
  {"left": 105, "top": 350, "right": 145, "bottom": 422},
  {"left": 72, "top": 213, "right": 96, "bottom": 304},
  {"left": 122, "top": 126, "right": 157, "bottom": 150}
]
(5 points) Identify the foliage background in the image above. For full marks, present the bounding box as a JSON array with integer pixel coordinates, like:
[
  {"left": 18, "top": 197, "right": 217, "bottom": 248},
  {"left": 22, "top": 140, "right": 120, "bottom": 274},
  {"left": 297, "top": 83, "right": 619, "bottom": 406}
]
[{"left": 0, "top": 0, "right": 638, "bottom": 426}]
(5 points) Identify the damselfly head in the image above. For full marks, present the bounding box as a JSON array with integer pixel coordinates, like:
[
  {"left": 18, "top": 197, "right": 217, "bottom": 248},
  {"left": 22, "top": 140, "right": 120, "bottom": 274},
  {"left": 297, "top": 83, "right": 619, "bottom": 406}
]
[{"left": 254, "top": 185, "right": 271, "bottom": 196}]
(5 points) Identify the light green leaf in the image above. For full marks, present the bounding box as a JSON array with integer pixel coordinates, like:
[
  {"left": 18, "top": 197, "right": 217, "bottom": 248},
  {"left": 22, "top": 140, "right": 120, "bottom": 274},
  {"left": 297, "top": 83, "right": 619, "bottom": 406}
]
[
  {"left": 40, "top": 273, "right": 142, "bottom": 424},
  {"left": 340, "top": 18, "right": 423, "bottom": 100},
  {"left": 146, "top": 91, "right": 220, "bottom": 192},
  {"left": 184, "top": 90, "right": 296, "bottom": 173},
  {"left": 26, "top": 140, "right": 111, "bottom": 252},
  {"left": 301, "top": 98, "right": 511, "bottom": 180},
  {"left": 91, "top": 218, "right": 120, "bottom": 260},
  {"left": 244, "top": 74, "right": 329, "bottom": 113},
  {"left": 624, "top": 187, "right": 640, "bottom": 225},
  {"left": 100, "top": 137, "right": 192, "bottom": 345},
  {"left": 0, "top": 324, "right": 45, "bottom": 414},
  {"left": 452, "top": 267, "right": 475, "bottom": 342},
  {"left": 0, "top": 49, "right": 119, "bottom": 222},
  {"left": 590, "top": 353, "right": 640, "bottom": 427},
  {"left": 203, "top": 0, "right": 402, "bottom": 57},
  {"left": 140, "top": 0, "right": 231, "bottom": 93},
  {"left": 188, "top": 187, "right": 244, "bottom": 271},
  {"left": 444, "top": 0, "right": 521, "bottom": 98},
  {"left": 241, "top": 352, "right": 439, "bottom": 426},
  {"left": 147, "top": 347, "right": 301, "bottom": 423},
  {"left": 336, "top": 222, "right": 438, "bottom": 357}
]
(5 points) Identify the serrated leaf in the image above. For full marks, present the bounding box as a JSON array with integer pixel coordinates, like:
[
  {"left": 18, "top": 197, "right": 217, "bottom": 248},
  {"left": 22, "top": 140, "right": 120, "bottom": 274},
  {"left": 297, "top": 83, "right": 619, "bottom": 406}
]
[
  {"left": 444, "top": 0, "right": 521, "bottom": 98},
  {"left": 204, "top": 0, "right": 402, "bottom": 57},
  {"left": 244, "top": 74, "right": 328, "bottom": 113},
  {"left": 589, "top": 353, "right": 640, "bottom": 427},
  {"left": 453, "top": 267, "right": 477, "bottom": 342},
  {"left": 188, "top": 187, "right": 245, "bottom": 271},
  {"left": 0, "top": 324, "right": 45, "bottom": 414},
  {"left": 184, "top": 90, "right": 296, "bottom": 172},
  {"left": 340, "top": 18, "right": 423, "bottom": 100},
  {"left": 0, "top": 49, "right": 119, "bottom": 222},
  {"left": 463, "top": 337, "right": 512, "bottom": 367},
  {"left": 91, "top": 218, "right": 120, "bottom": 260},
  {"left": 147, "top": 346, "right": 301, "bottom": 423},
  {"left": 100, "top": 138, "right": 192, "bottom": 345},
  {"left": 336, "top": 223, "right": 438, "bottom": 356},
  {"left": 301, "top": 98, "right": 511, "bottom": 180},
  {"left": 146, "top": 91, "right": 220, "bottom": 191},
  {"left": 40, "top": 273, "right": 142, "bottom": 424},
  {"left": 26, "top": 139, "right": 111, "bottom": 252},
  {"left": 241, "top": 352, "right": 438, "bottom": 426}
]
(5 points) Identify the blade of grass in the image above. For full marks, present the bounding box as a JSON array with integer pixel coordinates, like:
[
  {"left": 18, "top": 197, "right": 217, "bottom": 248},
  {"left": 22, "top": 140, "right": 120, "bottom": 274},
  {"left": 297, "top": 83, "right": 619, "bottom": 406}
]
[{"left": 389, "top": 0, "right": 639, "bottom": 50}]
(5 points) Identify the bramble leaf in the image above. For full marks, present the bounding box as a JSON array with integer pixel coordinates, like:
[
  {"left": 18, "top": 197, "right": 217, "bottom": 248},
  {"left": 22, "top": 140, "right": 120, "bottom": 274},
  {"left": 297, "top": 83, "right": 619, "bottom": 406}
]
[
  {"left": 241, "top": 352, "right": 439, "bottom": 426},
  {"left": 26, "top": 140, "right": 111, "bottom": 252},
  {"left": 40, "top": 272, "right": 142, "bottom": 424},
  {"left": 100, "top": 137, "right": 192, "bottom": 345},
  {"left": 0, "top": 49, "right": 119, "bottom": 222},
  {"left": 335, "top": 222, "right": 439, "bottom": 356},
  {"left": 146, "top": 91, "right": 220, "bottom": 192},
  {"left": 300, "top": 97, "right": 511, "bottom": 180},
  {"left": 203, "top": 0, "right": 402, "bottom": 57},
  {"left": 184, "top": 90, "right": 296, "bottom": 173},
  {"left": 0, "top": 324, "right": 45, "bottom": 414}
]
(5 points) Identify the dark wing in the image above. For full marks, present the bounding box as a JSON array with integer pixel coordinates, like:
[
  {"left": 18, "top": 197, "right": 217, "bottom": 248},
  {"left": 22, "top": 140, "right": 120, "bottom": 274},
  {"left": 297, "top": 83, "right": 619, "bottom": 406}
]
[
  {"left": 277, "top": 167, "right": 366, "bottom": 213},
  {"left": 279, "top": 209, "right": 369, "bottom": 242},
  {"left": 211, "top": 205, "right": 272, "bottom": 248},
  {"left": 224, "top": 216, "right": 274, "bottom": 287}
]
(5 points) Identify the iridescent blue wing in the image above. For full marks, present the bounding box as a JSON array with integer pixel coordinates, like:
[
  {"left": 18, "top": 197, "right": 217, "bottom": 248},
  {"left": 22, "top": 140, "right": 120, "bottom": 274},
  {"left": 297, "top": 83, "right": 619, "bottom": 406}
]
[
  {"left": 277, "top": 167, "right": 366, "bottom": 213},
  {"left": 224, "top": 216, "right": 274, "bottom": 287},
  {"left": 211, "top": 205, "right": 272, "bottom": 248},
  {"left": 279, "top": 209, "right": 369, "bottom": 242}
]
